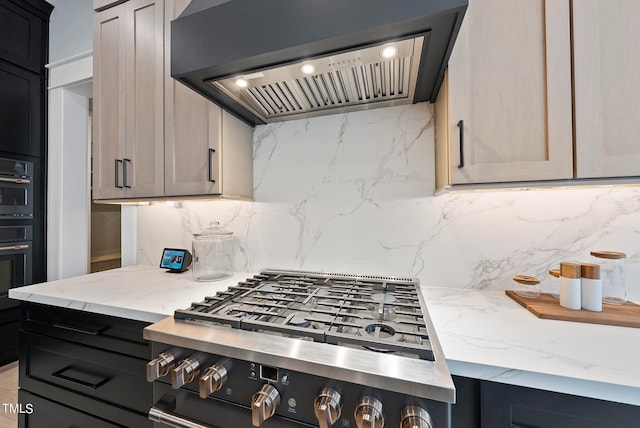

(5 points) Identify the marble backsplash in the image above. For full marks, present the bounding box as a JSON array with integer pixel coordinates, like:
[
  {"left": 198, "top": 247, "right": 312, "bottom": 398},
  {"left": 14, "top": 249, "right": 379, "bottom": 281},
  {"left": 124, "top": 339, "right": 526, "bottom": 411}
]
[{"left": 136, "top": 104, "right": 640, "bottom": 298}]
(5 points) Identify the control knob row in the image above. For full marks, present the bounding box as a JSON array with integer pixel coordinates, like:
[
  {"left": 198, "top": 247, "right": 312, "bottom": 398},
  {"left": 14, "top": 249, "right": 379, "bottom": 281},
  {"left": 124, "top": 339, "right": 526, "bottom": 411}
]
[
  {"left": 146, "top": 351, "right": 229, "bottom": 398},
  {"left": 354, "top": 397, "right": 433, "bottom": 428}
]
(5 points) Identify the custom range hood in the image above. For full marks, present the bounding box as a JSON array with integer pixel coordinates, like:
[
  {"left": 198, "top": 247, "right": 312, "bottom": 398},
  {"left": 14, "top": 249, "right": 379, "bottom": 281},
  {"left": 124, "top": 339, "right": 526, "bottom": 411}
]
[{"left": 171, "top": 0, "right": 468, "bottom": 126}]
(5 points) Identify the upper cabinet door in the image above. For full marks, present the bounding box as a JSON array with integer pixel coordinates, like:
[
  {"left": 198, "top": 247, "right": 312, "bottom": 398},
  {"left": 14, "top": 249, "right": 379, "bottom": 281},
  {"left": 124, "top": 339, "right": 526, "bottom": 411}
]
[
  {"left": 164, "top": 0, "right": 222, "bottom": 196},
  {"left": 124, "top": 0, "right": 165, "bottom": 198},
  {"left": 573, "top": 0, "right": 640, "bottom": 178},
  {"left": 0, "top": 61, "right": 41, "bottom": 157},
  {"left": 439, "top": 0, "right": 573, "bottom": 185},
  {"left": 0, "top": 1, "right": 44, "bottom": 73},
  {"left": 93, "top": 4, "right": 127, "bottom": 200}
]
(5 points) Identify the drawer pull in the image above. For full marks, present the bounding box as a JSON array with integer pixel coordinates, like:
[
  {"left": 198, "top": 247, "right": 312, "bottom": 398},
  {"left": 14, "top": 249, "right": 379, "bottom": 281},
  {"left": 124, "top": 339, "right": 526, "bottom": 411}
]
[
  {"left": 52, "top": 366, "right": 110, "bottom": 389},
  {"left": 52, "top": 321, "right": 105, "bottom": 336},
  {"left": 149, "top": 394, "right": 211, "bottom": 428}
]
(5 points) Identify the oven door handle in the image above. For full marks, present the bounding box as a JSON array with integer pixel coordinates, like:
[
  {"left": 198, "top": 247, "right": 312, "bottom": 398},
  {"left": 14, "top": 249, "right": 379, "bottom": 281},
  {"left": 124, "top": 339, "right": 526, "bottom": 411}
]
[
  {"left": 148, "top": 394, "right": 213, "bottom": 428},
  {"left": 0, "top": 176, "right": 31, "bottom": 184},
  {"left": 0, "top": 244, "right": 30, "bottom": 252}
]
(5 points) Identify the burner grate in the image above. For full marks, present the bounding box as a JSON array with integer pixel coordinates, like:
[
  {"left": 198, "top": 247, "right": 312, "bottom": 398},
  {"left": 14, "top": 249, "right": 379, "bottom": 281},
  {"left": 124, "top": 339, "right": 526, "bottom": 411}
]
[{"left": 174, "top": 269, "right": 434, "bottom": 360}]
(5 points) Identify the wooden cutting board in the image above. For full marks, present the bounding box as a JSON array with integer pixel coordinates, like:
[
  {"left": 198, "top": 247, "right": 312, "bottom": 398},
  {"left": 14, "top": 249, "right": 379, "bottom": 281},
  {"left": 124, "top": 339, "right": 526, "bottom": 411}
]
[{"left": 505, "top": 290, "right": 640, "bottom": 328}]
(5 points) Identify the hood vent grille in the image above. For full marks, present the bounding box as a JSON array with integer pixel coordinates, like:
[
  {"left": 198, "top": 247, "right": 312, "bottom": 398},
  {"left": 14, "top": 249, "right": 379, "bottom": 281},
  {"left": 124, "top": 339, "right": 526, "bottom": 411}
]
[{"left": 210, "top": 37, "right": 423, "bottom": 122}]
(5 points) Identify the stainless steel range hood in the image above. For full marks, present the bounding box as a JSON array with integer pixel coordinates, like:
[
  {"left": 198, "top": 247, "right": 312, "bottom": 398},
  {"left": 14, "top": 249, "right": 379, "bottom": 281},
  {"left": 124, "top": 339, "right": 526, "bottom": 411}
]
[{"left": 171, "top": 0, "right": 468, "bottom": 126}]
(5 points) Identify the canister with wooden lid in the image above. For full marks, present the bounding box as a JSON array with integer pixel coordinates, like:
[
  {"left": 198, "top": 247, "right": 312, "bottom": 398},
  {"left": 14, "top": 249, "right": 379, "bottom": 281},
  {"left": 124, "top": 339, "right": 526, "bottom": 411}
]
[
  {"left": 559, "top": 262, "right": 581, "bottom": 310},
  {"left": 581, "top": 263, "right": 602, "bottom": 312},
  {"left": 591, "top": 251, "right": 626, "bottom": 305}
]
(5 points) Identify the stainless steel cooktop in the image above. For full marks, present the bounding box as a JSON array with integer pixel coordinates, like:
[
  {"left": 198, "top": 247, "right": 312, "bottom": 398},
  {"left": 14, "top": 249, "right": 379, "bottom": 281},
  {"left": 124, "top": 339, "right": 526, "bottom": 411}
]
[{"left": 144, "top": 269, "right": 454, "bottom": 403}]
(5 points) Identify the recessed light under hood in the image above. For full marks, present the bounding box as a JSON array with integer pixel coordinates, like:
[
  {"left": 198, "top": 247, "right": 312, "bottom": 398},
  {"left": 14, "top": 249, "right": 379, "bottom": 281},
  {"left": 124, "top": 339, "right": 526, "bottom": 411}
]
[{"left": 171, "top": 0, "right": 468, "bottom": 126}]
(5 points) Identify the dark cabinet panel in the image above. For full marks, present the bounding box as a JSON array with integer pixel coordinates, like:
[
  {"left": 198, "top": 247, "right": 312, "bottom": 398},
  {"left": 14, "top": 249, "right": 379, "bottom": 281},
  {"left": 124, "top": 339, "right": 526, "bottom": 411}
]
[
  {"left": 0, "top": 1, "right": 46, "bottom": 73},
  {"left": 0, "top": 306, "right": 19, "bottom": 365},
  {"left": 480, "top": 380, "right": 640, "bottom": 428},
  {"left": 19, "top": 303, "right": 154, "bottom": 427},
  {"left": 0, "top": 61, "right": 41, "bottom": 157},
  {"left": 19, "top": 388, "right": 153, "bottom": 428}
]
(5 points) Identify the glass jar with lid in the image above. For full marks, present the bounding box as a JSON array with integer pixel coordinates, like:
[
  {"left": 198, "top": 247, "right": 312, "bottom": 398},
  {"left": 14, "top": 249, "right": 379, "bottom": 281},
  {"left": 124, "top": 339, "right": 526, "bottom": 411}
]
[
  {"left": 512, "top": 275, "right": 541, "bottom": 299},
  {"left": 192, "top": 221, "right": 234, "bottom": 281},
  {"left": 590, "top": 250, "right": 626, "bottom": 305}
]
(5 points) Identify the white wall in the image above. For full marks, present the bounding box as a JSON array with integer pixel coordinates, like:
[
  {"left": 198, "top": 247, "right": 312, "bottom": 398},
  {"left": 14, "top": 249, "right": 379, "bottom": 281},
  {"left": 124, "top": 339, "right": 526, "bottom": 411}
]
[
  {"left": 136, "top": 104, "right": 640, "bottom": 299},
  {"left": 49, "top": 0, "right": 93, "bottom": 63}
]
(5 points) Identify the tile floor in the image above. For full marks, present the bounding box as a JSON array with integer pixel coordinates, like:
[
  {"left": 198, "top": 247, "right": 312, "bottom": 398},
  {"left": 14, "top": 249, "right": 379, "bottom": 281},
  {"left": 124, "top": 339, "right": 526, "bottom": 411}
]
[{"left": 0, "top": 362, "right": 18, "bottom": 428}]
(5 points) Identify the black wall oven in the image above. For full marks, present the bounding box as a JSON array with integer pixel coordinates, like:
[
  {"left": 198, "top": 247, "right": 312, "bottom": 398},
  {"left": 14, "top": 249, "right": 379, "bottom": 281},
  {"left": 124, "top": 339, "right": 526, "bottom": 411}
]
[
  {"left": 0, "top": 156, "right": 34, "bottom": 219},
  {"left": 0, "top": 224, "right": 32, "bottom": 310}
]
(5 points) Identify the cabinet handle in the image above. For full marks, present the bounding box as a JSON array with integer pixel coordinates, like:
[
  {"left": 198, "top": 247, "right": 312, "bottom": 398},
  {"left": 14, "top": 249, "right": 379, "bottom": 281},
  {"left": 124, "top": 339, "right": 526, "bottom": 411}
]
[
  {"left": 52, "top": 322, "right": 104, "bottom": 335},
  {"left": 208, "top": 148, "right": 216, "bottom": 183},
  {"left": 123, "top": 158, "right": 132, "bottom": 188},
  {"left": 115, "top": 159, "right": 123, "bottom": 188},
  {"left": 457, "top": 120, "right": 465, "bottom": 169},
  {"left": 52, "top": 366, "right": 110, "bottom": 389}
]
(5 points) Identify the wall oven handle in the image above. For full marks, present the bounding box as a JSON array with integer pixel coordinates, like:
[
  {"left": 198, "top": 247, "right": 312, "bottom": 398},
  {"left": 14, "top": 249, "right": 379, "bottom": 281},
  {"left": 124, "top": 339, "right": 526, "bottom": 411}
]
[
  {"left": 0, "top": 244, "right": 30, "bottom": 252},
  {"left": 0, "top": 177, "right": 31, "bottom": 184}
]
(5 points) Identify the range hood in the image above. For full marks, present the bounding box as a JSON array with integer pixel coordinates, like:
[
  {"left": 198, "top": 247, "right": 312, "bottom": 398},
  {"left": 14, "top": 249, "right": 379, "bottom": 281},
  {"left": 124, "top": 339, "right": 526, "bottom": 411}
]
[{"left": 171, "top": 0, "right": 468, "bottom": 126}]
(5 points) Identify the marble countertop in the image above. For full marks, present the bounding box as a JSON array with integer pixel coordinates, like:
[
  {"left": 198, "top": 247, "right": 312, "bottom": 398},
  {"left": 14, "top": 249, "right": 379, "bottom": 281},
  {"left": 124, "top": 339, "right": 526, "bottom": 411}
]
[{"left": 9, "top": 265, "right": 640, "bottom": 406}]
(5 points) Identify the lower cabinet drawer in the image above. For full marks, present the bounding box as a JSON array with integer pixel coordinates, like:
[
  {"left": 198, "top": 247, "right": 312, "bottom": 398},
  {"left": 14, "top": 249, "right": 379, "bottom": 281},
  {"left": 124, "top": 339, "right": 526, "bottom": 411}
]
[
  {"left": 20, "top": 331, "right": 152, "bottom": 415},
  {"left": 19, "top": 389, "right": 152, "bottom": 428}
]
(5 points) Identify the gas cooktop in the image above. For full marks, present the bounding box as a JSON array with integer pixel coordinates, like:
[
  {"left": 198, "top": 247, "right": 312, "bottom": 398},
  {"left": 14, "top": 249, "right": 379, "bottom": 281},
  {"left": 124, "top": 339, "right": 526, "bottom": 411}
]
[
  {"left": 174, "top": 269, "right": 434, "bottom": 360},
  {"left": 144, "top": 269, "right": 454, "bottom": 404}
]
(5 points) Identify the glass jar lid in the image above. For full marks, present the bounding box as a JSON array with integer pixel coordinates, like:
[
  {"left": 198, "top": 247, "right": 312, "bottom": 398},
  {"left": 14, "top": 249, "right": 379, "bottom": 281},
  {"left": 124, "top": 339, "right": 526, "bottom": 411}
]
[{"left": 193, "top": 221, "right": 233, "bottom": 238}]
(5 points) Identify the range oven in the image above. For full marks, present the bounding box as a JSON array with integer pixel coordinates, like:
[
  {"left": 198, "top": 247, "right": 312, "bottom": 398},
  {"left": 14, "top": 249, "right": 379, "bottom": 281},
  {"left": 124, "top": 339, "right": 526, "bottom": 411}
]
[
  {"left": 144, "top": 269, "right": 455, "bottom": 428},
  {"left": 0, "top": 224, "right": 32, "bottom": 310},
  {"left": 0, "top": 156, "right": 34, "bottom": 219}
]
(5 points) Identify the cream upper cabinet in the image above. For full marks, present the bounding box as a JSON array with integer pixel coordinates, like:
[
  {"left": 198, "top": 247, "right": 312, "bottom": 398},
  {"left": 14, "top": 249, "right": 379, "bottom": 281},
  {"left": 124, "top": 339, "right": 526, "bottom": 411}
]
[
  {"left": 94, "top": 0, "right": 253, "bottom": 201},
  {"left": 93, "top": 4, "right": 126, "bottom": 199},
  {"left": 164, "top": 0, "right": 253, "bottom": 198},
  {"left": 573, "top": 0, "right": 640, "bottom": 178},
  {"left": 93, "top": 0, "right": 164, "bottom": 200},
  {"left": 435, "top": 0, "right": 573, "bottom": 189}
]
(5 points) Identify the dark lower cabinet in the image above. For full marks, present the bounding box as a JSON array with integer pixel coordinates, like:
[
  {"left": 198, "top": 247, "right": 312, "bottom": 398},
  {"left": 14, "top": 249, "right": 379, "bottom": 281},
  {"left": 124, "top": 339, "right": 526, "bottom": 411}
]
[
  {"left": 19, "top": 303, "right": 154, "bottom": 428},
  {"left": 452, "top": 376, "right": 480, "bottom": 428},
  {"left": 480, "top": 380, "right": 640, "bottom": 428},
  {"left": 0, "top": 306, "right": 20, "bottom": 365},
  {"left": 452, "top": 376, "right": 640, "bottom": 428}
]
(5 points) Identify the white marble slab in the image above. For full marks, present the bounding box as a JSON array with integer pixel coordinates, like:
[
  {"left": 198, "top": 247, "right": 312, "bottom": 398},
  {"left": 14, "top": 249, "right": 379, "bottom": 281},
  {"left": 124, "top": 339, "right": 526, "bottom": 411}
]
[
  {"left": 9, "top": 265, "right": 251, "bottom": 323},
  {"left": 10, "top": 265, "right": 640, "bottom": 405},
  {"left": 423, "top": 287, "right": 640, "bottom": 405},
  {"left": 135, "top": 103, "right": 640, "bottom": 300}
]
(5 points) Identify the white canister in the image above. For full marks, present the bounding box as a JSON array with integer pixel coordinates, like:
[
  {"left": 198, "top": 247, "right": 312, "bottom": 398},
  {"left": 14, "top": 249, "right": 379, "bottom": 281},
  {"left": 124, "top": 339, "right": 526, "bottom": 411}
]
[
  {"left": 559, "top": 262, "right": 581, "bottom": 310},
  {"left": 580, "top": 263, "right": 602, "bottom": 312}
]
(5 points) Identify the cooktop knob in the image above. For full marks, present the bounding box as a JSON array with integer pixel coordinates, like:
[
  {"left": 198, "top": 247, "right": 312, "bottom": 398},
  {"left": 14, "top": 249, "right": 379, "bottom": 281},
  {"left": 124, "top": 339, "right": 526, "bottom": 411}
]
[
  {"left": 400, "top": 406, "right": 433, "bottom": 428},
  {"left": 171, "top": 354, "right": 205, "bottom": 389},
  {"left": 314, "top": 387, "right": 343, "bottom": 428},
  {"left": 354, "top": 396, "right": 384, "bottom": 428},
  {"left": 146, "top": 348, "right": 181, "bottom": 382},
  {"left": 199, "top": 361, "right": 229, "bottom": 398},
  {"left": 251, "top": 384, "right": 281, "bottom": 427}
]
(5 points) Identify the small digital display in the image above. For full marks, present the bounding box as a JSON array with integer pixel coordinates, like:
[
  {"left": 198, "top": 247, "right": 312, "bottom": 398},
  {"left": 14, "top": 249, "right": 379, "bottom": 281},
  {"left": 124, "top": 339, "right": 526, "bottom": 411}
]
[
  {"left": 160, "top": 249, "right": 187, "bottom": 270},
  {"left": 260, "top": 365, "right": 278, "bottom": 382}
]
